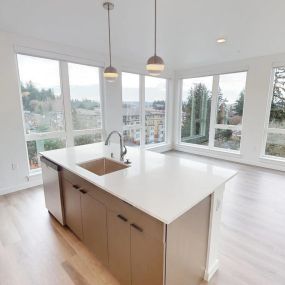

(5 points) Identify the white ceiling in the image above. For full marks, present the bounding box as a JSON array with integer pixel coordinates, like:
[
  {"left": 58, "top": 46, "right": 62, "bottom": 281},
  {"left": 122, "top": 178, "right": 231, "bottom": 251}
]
[{"left": 1, "top": 0, "right": 285, "bottom": 70}]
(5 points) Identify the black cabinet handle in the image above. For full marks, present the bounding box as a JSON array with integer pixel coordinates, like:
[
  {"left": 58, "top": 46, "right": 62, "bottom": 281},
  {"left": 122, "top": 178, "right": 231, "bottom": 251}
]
[
  {"left": 73, "top": 185, "right": 80, "bottom": 189},
  {"left": 131, "top": 223, "right": 143, "bottom": 233},
  {"left": 79, "top": 189, "right": 87, "bottom": 194},
  {"left": 117, "top": 214, "right": 128, "bottom": 222}
]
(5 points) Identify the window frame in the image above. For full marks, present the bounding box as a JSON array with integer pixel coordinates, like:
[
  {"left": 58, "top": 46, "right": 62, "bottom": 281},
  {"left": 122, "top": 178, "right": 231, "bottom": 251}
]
[
  {"left": 121, "top": 72, "right": 169, "bottom": 148},
  {"left": 261, "top": 66, "right": 285, "bottom": 161},
  {"left": 178, "top": 70, "right": 248, "bottom": 154},
  {"left": 16, "top": 51, "right": 105, "bottom": 173}
]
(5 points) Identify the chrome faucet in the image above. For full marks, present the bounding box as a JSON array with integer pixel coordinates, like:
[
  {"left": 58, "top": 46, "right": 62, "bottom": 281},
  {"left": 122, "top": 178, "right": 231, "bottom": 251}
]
[{"left": 105, "top": 131, "right": 127, "bottom": 161}]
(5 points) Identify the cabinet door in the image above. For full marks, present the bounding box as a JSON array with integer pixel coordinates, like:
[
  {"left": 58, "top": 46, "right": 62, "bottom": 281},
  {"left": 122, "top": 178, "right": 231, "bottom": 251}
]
[
  {"left": 81, "top": 193, "right": 108, "bottom": 266},
  {"left": 131, "top": 225, "right": 164, "bottom": 285},
  {"left": 107, "top": 210, "right": 131, "bottom": 285},
  {"left": 62, "top": 178, "right": 83, "bottom": 239}
]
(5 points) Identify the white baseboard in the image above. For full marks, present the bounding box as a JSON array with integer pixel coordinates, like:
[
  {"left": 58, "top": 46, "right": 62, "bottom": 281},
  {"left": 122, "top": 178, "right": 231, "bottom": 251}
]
[
  {"left": 146, "top": 143, "right": 173, "bottom": 153},
  {"left": 204, "top": 259, "right": 220, "bottom": 281},
  {"left": 0, "top": 176, "right": 43, "bottom": 195},
  {"left": 175, "top": 144, "right": 285, "bottom": 172}
]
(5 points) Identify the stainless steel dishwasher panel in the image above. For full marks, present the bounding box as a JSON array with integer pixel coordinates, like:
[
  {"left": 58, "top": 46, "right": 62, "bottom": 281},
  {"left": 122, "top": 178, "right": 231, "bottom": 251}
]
[{"left": 41, "top": 156, "right": 65, "bottom": 225}]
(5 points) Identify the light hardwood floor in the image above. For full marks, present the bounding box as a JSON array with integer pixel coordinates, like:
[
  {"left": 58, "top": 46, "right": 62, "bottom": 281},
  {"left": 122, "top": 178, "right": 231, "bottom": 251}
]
[{"left": 1, "top": 151, "right": 285, "bottom": 285}]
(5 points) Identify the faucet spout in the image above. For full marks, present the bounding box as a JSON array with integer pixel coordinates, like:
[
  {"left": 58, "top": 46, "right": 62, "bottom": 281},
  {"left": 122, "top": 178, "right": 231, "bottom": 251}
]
[{"left": 105, "top": 131, "right": 127, "bottom": 161}]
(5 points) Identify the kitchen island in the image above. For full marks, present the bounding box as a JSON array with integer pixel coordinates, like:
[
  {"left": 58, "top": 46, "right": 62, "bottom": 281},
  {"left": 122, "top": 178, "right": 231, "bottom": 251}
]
[{"left": 40, "top": 142, "right": 237, "bottom": 285}]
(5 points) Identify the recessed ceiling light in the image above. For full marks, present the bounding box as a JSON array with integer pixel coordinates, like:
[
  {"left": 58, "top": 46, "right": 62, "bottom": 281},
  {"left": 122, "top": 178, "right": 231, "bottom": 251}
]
[{"left": 216, "top": 38, "right": 226, "bottom": 44}]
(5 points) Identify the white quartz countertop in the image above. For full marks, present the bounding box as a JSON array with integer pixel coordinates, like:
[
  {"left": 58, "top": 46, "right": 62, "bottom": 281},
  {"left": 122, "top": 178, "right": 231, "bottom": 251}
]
[{"left": 40, "top": 143, "right": 237, "bottom": 224}]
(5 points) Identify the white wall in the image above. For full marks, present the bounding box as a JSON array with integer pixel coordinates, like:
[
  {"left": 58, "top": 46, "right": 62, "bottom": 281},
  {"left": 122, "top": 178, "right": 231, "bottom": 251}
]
[
  {"left": 173, "top": 53, "right": 285, "bottom": 171},
  {"left": 0, "top": 30, "right": 174, "bottom": 195}
]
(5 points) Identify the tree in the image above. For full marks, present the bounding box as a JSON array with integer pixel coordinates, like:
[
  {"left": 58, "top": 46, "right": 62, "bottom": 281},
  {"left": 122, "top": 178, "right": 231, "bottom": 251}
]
[
  {"left": 21, "top": 81, "right": 56, "bottom": 113},
  {"left": 181, "top": 83, "right": 211, "bottom": 139},
  {"left": 234, "top": 90, "right": 245, "bottom": 116},
  {"left": 270, "top": 68, "right": 285, "bottom": 124}
]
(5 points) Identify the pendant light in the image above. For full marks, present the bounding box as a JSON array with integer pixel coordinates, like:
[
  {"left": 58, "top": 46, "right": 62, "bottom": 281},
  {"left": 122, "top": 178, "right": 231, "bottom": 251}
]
[
  {"left": 146, "top": 0, "right": 165, "bottom": 76},
  {"left": 103, "top": 1, "right": 118, "bottom": 82}
]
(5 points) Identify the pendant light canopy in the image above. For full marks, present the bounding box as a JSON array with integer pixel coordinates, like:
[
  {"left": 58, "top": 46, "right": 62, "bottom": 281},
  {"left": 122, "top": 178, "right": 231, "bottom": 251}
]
[
  {"left": 103, "top": 1, "right": 118, "bottom": 82},
  {"left": 146, "top": 0, "right": 165, "bottom": 76}
]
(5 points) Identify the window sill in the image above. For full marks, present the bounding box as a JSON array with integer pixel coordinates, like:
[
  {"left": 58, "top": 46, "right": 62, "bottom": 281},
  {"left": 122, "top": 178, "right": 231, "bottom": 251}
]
[
  {"left": 176, "top": 143, "right": 242, "bottom": 158},
  {"left": 29, "top": 168, "right": 42, "bottom": 177},
  {"left": 259, "top": 155, "right": 285, "bottom": 165},
  {"left": 145, "top": 142, "right": 172, "bottom": 152}
]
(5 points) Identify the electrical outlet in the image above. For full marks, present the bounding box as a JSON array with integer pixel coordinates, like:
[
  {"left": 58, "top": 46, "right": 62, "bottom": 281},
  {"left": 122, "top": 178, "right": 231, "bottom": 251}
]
[{"left": 11, "top": 163, "right": 18, "bottom": 170}]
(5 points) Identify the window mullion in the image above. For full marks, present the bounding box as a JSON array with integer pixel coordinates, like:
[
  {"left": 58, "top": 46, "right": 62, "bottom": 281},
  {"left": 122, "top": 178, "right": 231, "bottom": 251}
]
[
  {"left": 209, "top": 75, "right": 219, "bottom": 148},
  {"left": 60, "top": 61, "right": 74, "bottom": 147},
  {"left": 140, "top": 75, "right": 146, "bottom": 148},
  {"left": 99, "top": 68, "right": 106, "bottom": 140}
]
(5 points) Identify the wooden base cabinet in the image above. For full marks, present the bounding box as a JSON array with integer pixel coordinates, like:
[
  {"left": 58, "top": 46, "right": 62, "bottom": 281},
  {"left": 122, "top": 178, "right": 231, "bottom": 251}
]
[
  {"left": 62, "top": 175, "right": 109, "bottom": 267},
  {"left": 81, "top": 193, "right": 108, "bottom": 266},
  {"left": 60, "top": 169, "right": 211, "bottom": 285},
  {"left": 130, "top": 227, "right": 164, "bottom": 285},
  {"left": 108, "top": 210, "right": 132, "bottom": 285},
  {"left": 62, "top": 178, "right": 83, "bottom": 240}
]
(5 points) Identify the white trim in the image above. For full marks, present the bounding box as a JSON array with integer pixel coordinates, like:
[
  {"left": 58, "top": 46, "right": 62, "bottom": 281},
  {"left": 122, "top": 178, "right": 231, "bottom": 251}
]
[
  {"left": 260, "top": 154, "right": 285, "bottom": 164},
  {"left": 204, "top": 184, "right": 225, "bottom": 281},
  {"left": 140, "top": 75, "right": 146, "bottom": 148},
  {"left": 73, "top": 128, "right": 103, "bottom": 136},
  {"left": 99, "top": 67, "right": 106, "bottom": 140},
  {"left": 209, "top": 75, "right": 219, "bottom": 148},
  {"left": 267, "top": 128, "right": 285, "bottom": 135},
  {"left": 174, "top": 144, "right": 285, "bottom": 171},
  {"left": 60, "top": 61, "right": 73, "bottom": 147},
  {"left": 14, "top": 45, "right": 105, "bottom": 69},
  {"left": 260, "top": 68, "right": 275, "bottom": 157},
  {"left": 214, "top": 124, "right": 242, "bottom": 131},
  {"left": 164, "top": 79, "right": 170, "bottom": 144},
  {"left": 0, "top": 174, "right": 43, "bottom": 196},
  {"left": 175, "top": 79, "right": 183, "bottom": 145},
  {"left": 145, "top": 143, "right": 172, "bottom": 153},
  {"left": 14, "top": 53, "right": 33, "bottom": 173},
  {"left": 25, "top": 131, "right": 66, "bottom": 141}
]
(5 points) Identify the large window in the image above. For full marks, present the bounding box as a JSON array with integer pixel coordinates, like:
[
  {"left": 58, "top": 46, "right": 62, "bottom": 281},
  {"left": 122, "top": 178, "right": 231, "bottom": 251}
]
[
  {"left": 122, "top": 72, "right": 141, "bottom": 146},
  {"left": 181, "top": 76, "right": 213, "bottom": 146},
  {"left": 145, "top": 76, "right": 167, "bottom": 145},
  {"left": 264, "top": 67, "right": 285, "bottom": 159},
  {"left": 68, "top": 63, "right": 103, "bottom": 146},
  {"left": 17, "top": 54, "right": 103, "bottom": 171},
  {"left": 180, "top": 71, "right": 247, "bottom": 152},
  {"left": 214, "top": 72, "right": 246, "bottom": 150},
  {"left": 122, "top": 73, "right": 168, "bottom": 147}
]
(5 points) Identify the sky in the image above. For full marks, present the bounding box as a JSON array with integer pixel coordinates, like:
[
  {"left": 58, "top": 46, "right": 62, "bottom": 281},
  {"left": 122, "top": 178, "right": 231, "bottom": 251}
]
[
  {"left": 182, "top": 72, "right": 247, "bottom": 104},
  {"left": 17, "top": 54, "right": 166, "bottom": 102}
]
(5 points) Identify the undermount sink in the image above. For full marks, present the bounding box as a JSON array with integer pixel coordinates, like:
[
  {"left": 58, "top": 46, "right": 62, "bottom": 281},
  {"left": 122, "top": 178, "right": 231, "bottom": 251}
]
[{"left": 78, "top": 157, "right": 129, "bottom": 176}]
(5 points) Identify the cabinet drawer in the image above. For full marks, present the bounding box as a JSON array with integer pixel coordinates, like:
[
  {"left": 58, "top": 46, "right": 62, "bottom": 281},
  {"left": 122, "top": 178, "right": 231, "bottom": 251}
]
[
  {"left": 105, "top": 195, "right": 165, "bottom": 242},
  {"left": 61, "top": 169, "right": 108, "bottom": 203}
]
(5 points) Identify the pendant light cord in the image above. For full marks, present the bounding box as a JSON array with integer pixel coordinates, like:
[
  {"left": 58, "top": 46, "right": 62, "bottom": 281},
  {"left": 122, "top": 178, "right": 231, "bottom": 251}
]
[
  {"left": 107, "top": 4, "right": 112, "bottom": 66},
  {"left": 154, "top": 0, "right": 157, "bottom": 56}
]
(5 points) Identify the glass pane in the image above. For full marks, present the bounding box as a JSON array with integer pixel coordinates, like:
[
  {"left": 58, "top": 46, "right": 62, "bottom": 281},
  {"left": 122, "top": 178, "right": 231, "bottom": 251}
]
[
  {"left": 27, "top": 138, "right": 66, "bottom": 170},
  {"left": 123, "top": 127, "right": 140, "bottom": 146},
  {"left": 122, "top": 72, "right": 140, "bottom": 127},
  {"left": 214, "top": 129, "right": 241, "bottom": 150},
  {"left": 268, "top": 67, "right": 285, "bottom": 129},
  {"left": 74, "top": 133, "right": 102, "bottom": 146},
  {"left": 181, "top": 76, "right": 213, "bottom": 145},
  {"left": 265, "top": 133, "right": 285, "bottom": 158},
  {"left": 68, "top": 63, "right": 102, "bottom": 130},
  {"left": 217, "top": 72, "right": 247, "bottom": 125},
  {"left": 145, "top": 76, "right": 166, "bottom": 145},
  {"left": 17, "top": 54, "right": 64, "bottom": 134}
]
